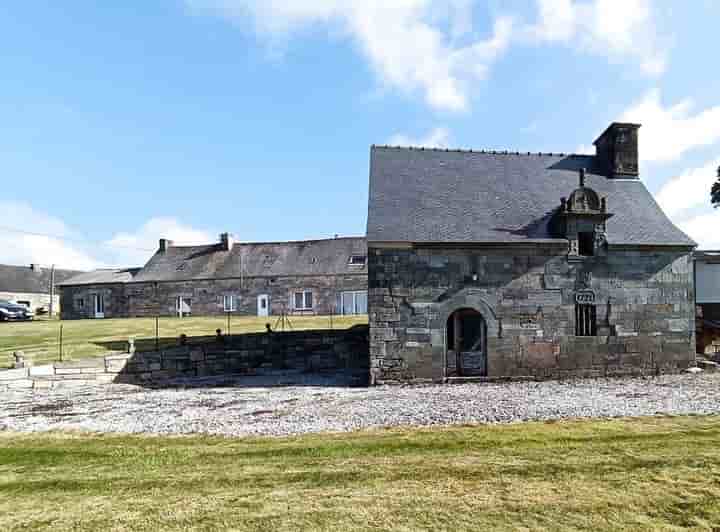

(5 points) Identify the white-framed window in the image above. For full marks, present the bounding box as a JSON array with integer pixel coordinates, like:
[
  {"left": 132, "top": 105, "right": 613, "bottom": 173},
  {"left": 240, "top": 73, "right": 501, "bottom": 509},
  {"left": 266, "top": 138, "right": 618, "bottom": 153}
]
[
  {"left": 339, "top": 290, "right": 368, "bottom": 315},
  {"left": 223, "top": 294, "right": 237, "bottom": 312},
  {"left": 349, "top": 255, "right": 367, "bottom": 266},
  {"left": 294, "top": 290, "right": 313, "bottom": 310}
]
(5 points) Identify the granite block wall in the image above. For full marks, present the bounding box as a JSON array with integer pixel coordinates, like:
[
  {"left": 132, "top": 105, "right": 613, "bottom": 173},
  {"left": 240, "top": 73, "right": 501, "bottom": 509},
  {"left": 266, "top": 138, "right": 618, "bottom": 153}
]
[
  {"left": 368, "top": 244, "right": 695, "bottom": 383},
  {"left": 0, "top": 326, "right": 370, "bottom": 390},
  {"left": 60, "top": 274, "right": 367, "bottom": 319}
]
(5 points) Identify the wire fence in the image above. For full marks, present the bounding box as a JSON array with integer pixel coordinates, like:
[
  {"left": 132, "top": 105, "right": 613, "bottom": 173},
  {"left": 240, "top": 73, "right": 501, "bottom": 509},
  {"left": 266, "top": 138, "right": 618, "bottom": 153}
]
[{"left": 0, "top": 312, "right": 369, "bottom": 369}]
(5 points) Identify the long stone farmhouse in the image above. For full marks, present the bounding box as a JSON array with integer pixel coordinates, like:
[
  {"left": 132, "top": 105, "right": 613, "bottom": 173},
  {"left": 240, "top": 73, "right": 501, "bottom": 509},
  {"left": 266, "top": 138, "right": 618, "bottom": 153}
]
[
  {"left": 59, "top": 236, "right": 368, "bottom": 319},
  {"left": 366, "top": 122, "right": 697, "bottom": 383},
  {"left": 0, "top": 263, "right": 83, "bottom": 314}
]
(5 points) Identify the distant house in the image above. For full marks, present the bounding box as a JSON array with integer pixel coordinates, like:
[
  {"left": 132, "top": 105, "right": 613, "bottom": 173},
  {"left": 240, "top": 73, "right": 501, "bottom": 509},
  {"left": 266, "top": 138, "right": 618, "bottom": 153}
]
[
  {"left": 366, "top": 122, "right": 697, "bottom": 382},
  {"left": 59, "top": 235, "right": 367, "bottom": 319},
  {"left": 0, "top": 263, "right": 84, "bottom": 314}
]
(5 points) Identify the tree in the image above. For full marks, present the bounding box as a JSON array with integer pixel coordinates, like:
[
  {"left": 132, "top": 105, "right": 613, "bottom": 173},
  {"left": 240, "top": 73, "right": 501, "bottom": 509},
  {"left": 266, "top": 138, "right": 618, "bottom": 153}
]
[{"left": 713, "top": 165, "right": 720, "bottom": 208}]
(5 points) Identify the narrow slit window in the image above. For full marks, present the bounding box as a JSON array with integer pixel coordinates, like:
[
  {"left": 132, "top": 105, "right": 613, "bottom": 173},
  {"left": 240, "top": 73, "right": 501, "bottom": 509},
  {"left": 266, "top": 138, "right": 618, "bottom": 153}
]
[
  {"left": 575, "top": 304, "right": 597, "bottom": 336},
  {"left": 578, "top": 232, "right": 595, "bottom": 256}
]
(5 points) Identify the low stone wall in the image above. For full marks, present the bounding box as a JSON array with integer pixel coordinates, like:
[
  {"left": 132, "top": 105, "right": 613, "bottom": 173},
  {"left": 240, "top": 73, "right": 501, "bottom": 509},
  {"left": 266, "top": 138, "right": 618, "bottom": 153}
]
[{"left": 0, "top": 326, "right": 370, "bottom": 391}]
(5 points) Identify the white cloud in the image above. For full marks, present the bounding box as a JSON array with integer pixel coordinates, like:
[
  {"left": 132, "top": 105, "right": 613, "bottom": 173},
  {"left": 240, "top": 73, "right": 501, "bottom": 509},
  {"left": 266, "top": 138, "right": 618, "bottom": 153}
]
[
  {"left": 387, "top": 126, "right": 451, "bottom": 148},
  {"left": 620, "top": 90, "right": 720, "bottom": 163},
  {"left": 104, "top": 217, "right": 216, "bottom": 267},
  {"left": 656, "top": 158, "right": 720, "bottom": 217},
  {"left": 530, "top": 0, "right": 666, "bottom": 75},
  {"left": 0, "top": 203, "right": 217, "bottom": 271},
  {"left": 187, "top": 0, "right": 514, "bottom": 112},
  {"left": 0, "top": 202, "right": 103, "bottom": 271},
  {"left": 676, "top": 210, "right": 720, "bottom": 250}
]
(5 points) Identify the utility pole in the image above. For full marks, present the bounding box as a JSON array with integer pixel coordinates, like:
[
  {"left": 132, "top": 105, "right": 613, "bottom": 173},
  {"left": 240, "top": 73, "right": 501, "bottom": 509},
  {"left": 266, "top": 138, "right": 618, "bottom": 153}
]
[{"left": 49, "top": 264, "right": 56, "bottom": 318}]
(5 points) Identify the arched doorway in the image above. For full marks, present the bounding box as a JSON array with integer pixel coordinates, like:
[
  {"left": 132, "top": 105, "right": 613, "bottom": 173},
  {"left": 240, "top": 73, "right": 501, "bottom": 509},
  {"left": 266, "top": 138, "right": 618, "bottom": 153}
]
[{"left": 446, "top": 308, "right": 487, "bottom": 377}]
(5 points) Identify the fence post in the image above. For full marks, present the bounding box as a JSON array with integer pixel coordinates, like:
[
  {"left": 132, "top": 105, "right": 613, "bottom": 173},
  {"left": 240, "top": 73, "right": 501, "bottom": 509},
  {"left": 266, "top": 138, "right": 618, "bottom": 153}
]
[
  {"left": 58, "top": 324, "right": 63, "bottom": 362},
  {"left": 155, "top": 316, "right": 159, "bottom": 352}
]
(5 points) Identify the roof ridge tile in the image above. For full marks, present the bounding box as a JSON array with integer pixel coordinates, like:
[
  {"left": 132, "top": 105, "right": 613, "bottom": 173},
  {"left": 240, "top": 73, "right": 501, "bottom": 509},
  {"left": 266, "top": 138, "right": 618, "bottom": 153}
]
[{"left": 371, "top": 144, "right": 589, "bottom": 158}]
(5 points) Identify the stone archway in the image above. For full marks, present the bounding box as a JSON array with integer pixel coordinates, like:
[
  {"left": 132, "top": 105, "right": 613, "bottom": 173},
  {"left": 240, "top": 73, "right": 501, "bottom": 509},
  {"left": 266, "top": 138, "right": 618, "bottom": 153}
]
[
  {"left": 426, "top": 289, "right": 500, "bottom": 381},
  {"left": 446, "top": 308, "right": 487, "bottom": 377}
]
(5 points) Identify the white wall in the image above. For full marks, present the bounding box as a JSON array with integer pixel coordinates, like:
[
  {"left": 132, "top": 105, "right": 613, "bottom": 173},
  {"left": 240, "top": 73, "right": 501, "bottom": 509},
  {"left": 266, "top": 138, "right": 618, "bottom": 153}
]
[
  {"left": 696, "top": 262, "right": 720, "bottom": 303},
  {"left": 0, "top": 292, "right": 60, "bottom": 312}
]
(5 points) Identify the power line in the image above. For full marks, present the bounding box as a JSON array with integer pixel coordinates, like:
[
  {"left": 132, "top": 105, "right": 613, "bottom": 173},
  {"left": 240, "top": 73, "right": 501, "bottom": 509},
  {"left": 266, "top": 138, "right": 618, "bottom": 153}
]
[{"left": 0, "top": 225, "right": 157, "bottom": 252}]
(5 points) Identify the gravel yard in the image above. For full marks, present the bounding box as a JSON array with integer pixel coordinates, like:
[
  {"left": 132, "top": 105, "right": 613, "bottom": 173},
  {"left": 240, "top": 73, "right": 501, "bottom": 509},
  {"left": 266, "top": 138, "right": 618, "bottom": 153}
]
[{"left": 2, "top": 373, "right": 720, "bottom": 437}]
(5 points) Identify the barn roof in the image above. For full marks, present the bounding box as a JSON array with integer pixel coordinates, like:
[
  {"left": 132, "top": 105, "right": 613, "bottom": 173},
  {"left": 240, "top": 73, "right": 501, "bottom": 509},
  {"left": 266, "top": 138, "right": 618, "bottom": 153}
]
[
  {"left": 59, "top": 268, "right": 141, "bottom": 286},
  {"left": 367, "top": 146, "right": 695, "bottom": 247},
  {"left": 133, "top": 237, "right": 367, "bottom": 282},
  {"left": 64, "top": 237, "right": 368, "bottom": 285},
  {"left": 0, "top": 264, "right": 84, "bottom": 294}
]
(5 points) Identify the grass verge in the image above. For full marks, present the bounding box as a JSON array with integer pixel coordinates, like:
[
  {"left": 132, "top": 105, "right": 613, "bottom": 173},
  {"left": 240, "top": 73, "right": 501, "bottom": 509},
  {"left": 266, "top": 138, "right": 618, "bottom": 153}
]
[
  {"left": 0, "top": 314, "right": 367, "bottom": 368},
  {"left": 1, "top": 415, "right": 720, "bottom": 530}
]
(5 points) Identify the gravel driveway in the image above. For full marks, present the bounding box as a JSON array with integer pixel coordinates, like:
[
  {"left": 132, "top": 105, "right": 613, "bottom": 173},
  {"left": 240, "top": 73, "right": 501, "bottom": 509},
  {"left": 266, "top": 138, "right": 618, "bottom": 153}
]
[{"left": 2, "top": 373, "right": 720, "bottom": 438}]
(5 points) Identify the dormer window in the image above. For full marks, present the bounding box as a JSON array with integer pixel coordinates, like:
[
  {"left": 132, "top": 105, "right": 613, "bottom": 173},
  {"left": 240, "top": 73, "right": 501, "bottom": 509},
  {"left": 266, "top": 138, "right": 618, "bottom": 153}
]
[
  {"left": 556, "top": 169, "right": 613, "bottom": 261},
  {"left": 349, "top": 255, "right": 366, "bottom": 266}
]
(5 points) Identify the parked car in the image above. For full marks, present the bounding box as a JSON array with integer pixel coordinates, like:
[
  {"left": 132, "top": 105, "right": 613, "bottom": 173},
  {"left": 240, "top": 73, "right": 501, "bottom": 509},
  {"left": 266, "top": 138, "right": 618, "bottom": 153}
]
[{"left": 0, "top": 300, "right": 34, "bottom": 321}]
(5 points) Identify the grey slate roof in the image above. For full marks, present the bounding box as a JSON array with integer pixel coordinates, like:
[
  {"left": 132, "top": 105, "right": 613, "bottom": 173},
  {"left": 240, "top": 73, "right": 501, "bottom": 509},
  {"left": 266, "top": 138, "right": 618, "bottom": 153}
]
[
  {"left": 0, "top": 264, "right": 84, "bottom": 294},
  {"left": 367, "top": 147, "right": 695, "bottom": 247},
  {"left": 128, "top": 237, "right": 367, "bottom": 283},
  {"left": 59, "top": 268, "right": 141, "bottom": 286}
]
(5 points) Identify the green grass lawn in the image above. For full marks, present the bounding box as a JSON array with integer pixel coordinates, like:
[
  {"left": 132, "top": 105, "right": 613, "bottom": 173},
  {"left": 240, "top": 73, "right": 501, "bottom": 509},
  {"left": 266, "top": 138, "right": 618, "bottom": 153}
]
[
  {"left": 0, "top": 314, "right": 367, "bottom": 368},
  {"left": 1, "top": 415, "right": 720, "bottom": 530}
]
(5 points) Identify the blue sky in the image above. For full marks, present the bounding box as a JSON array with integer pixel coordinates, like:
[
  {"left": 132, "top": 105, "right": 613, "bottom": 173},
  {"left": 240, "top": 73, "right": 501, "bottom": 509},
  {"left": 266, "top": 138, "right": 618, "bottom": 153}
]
[{"left": 1, "top": 0, "right": 719, "bottom": 269}]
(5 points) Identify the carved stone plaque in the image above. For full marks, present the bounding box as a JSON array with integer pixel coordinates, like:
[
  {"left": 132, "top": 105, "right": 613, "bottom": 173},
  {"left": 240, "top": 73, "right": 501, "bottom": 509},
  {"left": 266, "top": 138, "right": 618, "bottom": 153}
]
[{"left": 575, "top": 290, "right": 596, "bottom": 304}]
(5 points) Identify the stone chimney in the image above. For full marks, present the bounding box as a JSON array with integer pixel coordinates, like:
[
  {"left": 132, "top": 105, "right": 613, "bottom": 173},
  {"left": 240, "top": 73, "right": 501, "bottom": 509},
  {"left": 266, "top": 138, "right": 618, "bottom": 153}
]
[
  {"left": 593, "top": 122, "right": 641, "bottom": 178},
  {"left": 159, "top": 238, "right": 174, "bottom": 253},
  {"left": 219, "top": 233, "right": 233, "bottom": 251}
]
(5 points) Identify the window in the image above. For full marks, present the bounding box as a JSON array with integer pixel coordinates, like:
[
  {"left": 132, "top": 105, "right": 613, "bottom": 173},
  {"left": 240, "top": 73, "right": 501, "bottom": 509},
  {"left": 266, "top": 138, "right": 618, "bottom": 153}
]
[
  {"left": 16, "top": 301, "right": 31, "bottom": 308},
  {"left": 77, "top": 298, "right": 85, "bottom": 309},
  {"left": 294, "top": 290, "right": 313, "bottom": 310},
  {"left": 349, "top": 255, "right": 367, "bottom": 266},
  {"left": 578, "top": 232, "right": 595, "bottom": 256},
  {"left": 575, "top": 304, "right": 597, "bottom": 336},
  {"left": 339, "top": 291, "right": 368, "bottom": 315},
  {"left": 223, "top": 295, "right": 236, "bottom": 312}
]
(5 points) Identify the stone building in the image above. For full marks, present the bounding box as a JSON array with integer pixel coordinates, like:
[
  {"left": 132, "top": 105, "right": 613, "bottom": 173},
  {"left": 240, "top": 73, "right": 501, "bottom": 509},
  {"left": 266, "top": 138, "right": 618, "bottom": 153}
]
[
  {"left": 59, "top": 236, "right": 367, "bottom": 319},
  {"left": 367, "top": 122, "right": 696, "bottom": 383},
  {"left": 0, "top": 263, "right": 83, "bottom": 314},
  {"left": 694, "top": 250, "right": 720, "bottom": 356}
]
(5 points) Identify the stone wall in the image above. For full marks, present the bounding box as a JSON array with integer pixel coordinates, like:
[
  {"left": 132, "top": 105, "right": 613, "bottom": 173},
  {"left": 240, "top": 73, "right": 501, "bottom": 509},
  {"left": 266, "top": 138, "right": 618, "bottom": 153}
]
[
  {"left": 0, "top": 326, "right": 370, "bottom": 390},
  {"left": 60, "top": 274, "right": 367, "bottom": 319},
  {"left": 368, "top": 244, "right": 695, "bottom": 383},
  {"left": 59, "top": 284, "right": 129, "bottom": 319}
]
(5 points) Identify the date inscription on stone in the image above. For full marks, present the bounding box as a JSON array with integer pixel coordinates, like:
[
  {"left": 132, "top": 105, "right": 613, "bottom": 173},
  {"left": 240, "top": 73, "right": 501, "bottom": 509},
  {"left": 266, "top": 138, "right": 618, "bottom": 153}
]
[{"left": 575, "top": 290, "right": 596, "bottom": 304}]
